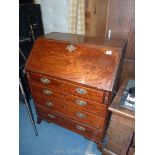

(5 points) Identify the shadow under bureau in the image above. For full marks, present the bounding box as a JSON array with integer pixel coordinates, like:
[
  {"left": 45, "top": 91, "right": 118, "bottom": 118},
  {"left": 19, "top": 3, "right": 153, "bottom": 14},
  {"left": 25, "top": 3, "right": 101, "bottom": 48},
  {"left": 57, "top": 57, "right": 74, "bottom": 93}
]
[{"left": 25, "top": 32, "right": 126, "bottom": 151}]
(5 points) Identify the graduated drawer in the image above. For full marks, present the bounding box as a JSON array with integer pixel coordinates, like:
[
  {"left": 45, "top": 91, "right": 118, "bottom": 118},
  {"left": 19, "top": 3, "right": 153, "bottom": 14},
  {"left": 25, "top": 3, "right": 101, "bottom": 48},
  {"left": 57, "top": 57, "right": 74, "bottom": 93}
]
[
  {"left": 30, "top": 83, "right": 107, "bottom": 117},
  {"left": 35, "top": 102, "right": 105, "bottom": 129},
  {"left": 34, "top": 99, "right": 105, "bottom": 130},
  {"left": 36, "top": 106, "right": 104, "bottom": 142},
  {"left": 27, "top": 71, "right": 104, "bottom": 103}
]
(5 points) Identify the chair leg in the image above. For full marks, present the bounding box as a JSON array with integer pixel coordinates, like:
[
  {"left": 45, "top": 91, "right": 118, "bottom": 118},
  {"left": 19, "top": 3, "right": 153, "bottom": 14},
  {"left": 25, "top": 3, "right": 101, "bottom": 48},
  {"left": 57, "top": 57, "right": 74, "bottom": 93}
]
[{"left": 19, "top": 78, "right": 38, "bottom": 136}]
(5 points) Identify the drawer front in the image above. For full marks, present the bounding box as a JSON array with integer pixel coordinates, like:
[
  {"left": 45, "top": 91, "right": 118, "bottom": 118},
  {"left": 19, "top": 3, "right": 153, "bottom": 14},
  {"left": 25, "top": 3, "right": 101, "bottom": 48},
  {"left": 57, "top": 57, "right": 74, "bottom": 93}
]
[
  {"left": 27, "top": 71, "right": 104, "bottom": 102},
  {"left": 33, "top": 92, "right": 107, "bottom": 118},
  {"left": 30, "top": 82, "right": 64, "bottom": 101},
  {"left": 31, "top": 88, "right": 107, "bottom": 117},
  {"left": 35, "top": 99, "right": 105, "bottom": 129},
  {"left": 36, "top": 106, "right": 104, "bottom": 142},
  {"left": 33, "top": 94, "right": 65, "bottom": 114}
]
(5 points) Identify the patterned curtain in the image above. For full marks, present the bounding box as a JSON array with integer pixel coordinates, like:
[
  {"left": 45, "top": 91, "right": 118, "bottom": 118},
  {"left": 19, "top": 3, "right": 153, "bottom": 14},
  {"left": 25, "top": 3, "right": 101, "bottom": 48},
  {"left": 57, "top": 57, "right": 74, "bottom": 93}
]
[{"left": 68, "top": 0, "right": 85, "bottom": 35}]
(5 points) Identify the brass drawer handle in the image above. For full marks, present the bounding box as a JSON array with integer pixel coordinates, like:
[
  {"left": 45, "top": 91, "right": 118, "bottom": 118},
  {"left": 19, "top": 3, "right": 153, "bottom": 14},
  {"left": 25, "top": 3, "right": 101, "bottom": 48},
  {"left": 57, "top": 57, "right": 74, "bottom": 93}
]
[
  {"left": 76, "top": 88, "right": 87, "bottom": 95},
  {"left": 42, "top": 89, "right": 52, "bottom": 95},
  {"left": 46, "top": 101, "right": 54, "bottom": 107},
  {"left": 40, "top": 77, "right": 51, "bottom": 84},
  {"left": 76, "top": 125, "right": 85, "bottom": 131},
  {"left": 66, "top": 44, "right": 76, "bottom": 52},
  {"left": 48, "top": 114, "right": 55, "bottom": 119},
  {"left": 76, "top": 112, "right": 86, "bottom": 118},
  {"left": 76, "top": 99, "right": 87, "bottom": 106}
]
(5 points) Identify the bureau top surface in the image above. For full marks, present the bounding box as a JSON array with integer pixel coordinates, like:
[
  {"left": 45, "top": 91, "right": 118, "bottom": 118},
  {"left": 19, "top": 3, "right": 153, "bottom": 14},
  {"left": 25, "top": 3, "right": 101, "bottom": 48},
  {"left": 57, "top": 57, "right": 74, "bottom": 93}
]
[
  {"left": 26, "top": 32, "right": 126, "bottom": 91},
  {"left": 43, "top": 32, "right": 126, "bottom": 48}
]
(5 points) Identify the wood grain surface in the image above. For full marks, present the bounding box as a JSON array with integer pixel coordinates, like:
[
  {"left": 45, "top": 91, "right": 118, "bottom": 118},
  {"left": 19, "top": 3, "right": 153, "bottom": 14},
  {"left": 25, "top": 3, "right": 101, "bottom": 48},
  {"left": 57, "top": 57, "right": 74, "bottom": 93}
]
[
  {"left": 85, "top": 0, "right": 135, "bottom": 82},
  {"left": 25, "top": 32, "right": 127, "bottom": 152},
  {"left": 32, "top": 92, "right": 108, "bottom": 117},
  {"left": 36, "top": 103, "right": 105, "bottom": 130},
  {"left": 103, "top": 78, "right": 135, "bottom": 154},
  {"left": 36, "top": 106, "right": 104, "bottom": 143},
  {"left": 106, "top": 0, "right": 135, "bottom": 60},
  {"left": 85, "top": 0, "right": 108, "bottom": 37},
  {"left": 26, "top": 33, "right": 126, "bottom": 91},
  {"left": 28, "top": 72, "right": 105, "bottom": 103},
  {"left": 109, "top": 78, "right": 135, "bottom": 119}
]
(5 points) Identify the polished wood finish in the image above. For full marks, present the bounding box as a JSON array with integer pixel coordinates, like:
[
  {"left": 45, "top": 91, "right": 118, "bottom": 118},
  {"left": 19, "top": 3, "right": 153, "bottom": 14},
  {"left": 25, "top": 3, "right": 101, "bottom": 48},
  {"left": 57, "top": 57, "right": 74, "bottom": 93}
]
[
  {"left": 109, "top": 79, "right": 135, "bottom": 119},
  {"left": 32, "top": 92, "right": 108, "bottom": 117},
  {"left": 26, "top": 32, "right": 126, "bottom": 91},
  {"left": 36, "top": 106, "right": 104, "bottom": 142},
  {"left": 85, "top": 0, "right": 97, "bottom": 36},
  {"left": 85, "top": 0, "right": 135, "bottom": 60},
  {"left": 120, "top": 60, "right": 135, "bottom": 86},
  {"left": 85, "top": 0, "right": 135, "bottom": 81},
  {"left": 35, "top": 102, "right": 106, "bottom": 130},
  {"left": 102, "top": 113, "right": 135, "bottom": 155},
  {"left": 42, "top": 32, "right": 126, "bottom": 48},
  {"left": 25, "top": 32, "right": 126, "bottom": 151},
  {"left": 102, "top": 79, "right": 135, "bottom": 154},
  {"left": 85, "top": 0, "right": 108, "bottom": 37},
  {"left": 106, "top": 0, "right": 135, "bottom": 60},
  {"left": 28, "top": 72, "right": 104, "bottom": 102}
]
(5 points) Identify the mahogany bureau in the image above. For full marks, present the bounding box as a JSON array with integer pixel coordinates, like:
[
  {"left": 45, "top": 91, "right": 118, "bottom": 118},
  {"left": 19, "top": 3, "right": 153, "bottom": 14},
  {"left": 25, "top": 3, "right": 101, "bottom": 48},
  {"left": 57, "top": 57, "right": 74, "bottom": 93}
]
[{"left": 25, "top": 32, "right": 126, "bottom": 151}]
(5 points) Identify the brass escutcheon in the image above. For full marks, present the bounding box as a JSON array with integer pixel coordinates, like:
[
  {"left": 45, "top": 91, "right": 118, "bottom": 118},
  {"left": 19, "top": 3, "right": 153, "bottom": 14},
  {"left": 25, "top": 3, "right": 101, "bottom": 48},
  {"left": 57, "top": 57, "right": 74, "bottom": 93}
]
[
  {"left": 48, "top": 114, "right": 55, "bottom": 119},
  {"left": 66, "top": 44, "right": 76, "bottom": 52},
  {"left": 43, "top": 89, "right": 52, "bottom": 95},
  {"left": 40, "top": 77, "right": 51, "bottom": 84},
  {"left": 76, "top": 125, "right": 85, "bottom": 131},
  {"left": 76, "top": 99, "right": 87, "bottom": 106},
  {"left": 76, "top": 112, "right": 86, "bottom": 118},
  {"left": 46, "top": 101, "right": 54, "bottom": 107},
  {"left": 76, "top": 88, "right": 87, "bottom": 95}
]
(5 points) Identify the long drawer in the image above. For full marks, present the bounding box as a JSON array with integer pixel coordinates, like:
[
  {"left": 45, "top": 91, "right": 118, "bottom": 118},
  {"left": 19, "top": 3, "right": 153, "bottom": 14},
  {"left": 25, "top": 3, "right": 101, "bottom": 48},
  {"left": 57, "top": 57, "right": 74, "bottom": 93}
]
[
  {"left": 31, "top": 88, "right": 107, "bottom": 117},
  {"left": 27, "top": 71, "right": 104, "bottom": 103},
  {"left": 35, "top": 97, "right": 105, "bottom": 129},
  {"left": 36, "top": 106, "right": 104, "bottom": 142}
]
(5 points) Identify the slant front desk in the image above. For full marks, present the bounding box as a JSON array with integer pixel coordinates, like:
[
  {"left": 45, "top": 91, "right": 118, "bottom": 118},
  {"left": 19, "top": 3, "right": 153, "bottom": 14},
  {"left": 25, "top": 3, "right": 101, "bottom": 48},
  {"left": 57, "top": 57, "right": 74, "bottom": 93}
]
[{"left": 25, "top": 32, "right": 126, "bottom": 151}]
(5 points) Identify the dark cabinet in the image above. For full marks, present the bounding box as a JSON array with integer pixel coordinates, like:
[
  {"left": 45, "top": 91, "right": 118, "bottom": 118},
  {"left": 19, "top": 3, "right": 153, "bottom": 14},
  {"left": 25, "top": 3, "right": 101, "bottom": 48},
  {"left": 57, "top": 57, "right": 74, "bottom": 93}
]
[{"left": 19, "top": 4, "right": 44, "bottom": 101}]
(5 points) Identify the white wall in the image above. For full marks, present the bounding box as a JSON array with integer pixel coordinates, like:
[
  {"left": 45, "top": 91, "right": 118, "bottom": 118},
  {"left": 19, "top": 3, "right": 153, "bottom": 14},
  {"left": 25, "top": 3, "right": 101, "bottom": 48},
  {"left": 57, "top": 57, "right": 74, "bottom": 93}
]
[{"left": 35, "top": 0, "right": 68, "bottom": 34}]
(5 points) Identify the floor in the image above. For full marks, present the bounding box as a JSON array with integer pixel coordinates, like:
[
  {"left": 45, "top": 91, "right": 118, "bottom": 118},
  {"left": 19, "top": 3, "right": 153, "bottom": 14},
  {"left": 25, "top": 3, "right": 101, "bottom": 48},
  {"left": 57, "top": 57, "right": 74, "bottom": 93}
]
[{"left": 19, "top": 99, "right": 102, "bottom": 155}]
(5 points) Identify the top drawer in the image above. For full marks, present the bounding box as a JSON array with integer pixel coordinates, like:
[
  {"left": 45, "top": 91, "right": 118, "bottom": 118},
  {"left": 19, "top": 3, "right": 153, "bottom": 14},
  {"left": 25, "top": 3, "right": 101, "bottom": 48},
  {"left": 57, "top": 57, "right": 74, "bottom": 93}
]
[{"left": 27, "top": 71, "right": 104, "bottom": 103}]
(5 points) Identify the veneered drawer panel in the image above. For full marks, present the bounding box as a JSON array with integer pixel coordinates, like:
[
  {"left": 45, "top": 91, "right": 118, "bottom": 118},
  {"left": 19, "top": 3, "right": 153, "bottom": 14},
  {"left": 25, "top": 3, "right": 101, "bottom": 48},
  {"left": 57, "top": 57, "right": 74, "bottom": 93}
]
[
  {"left": 27, "top": 71, "right": 104, "bottom": 102},
  {"left": 32, "top": 91, "right": 107, "bottom": 117},
  {"left": 36, "top": 106, "right": 104, "bottom": 142},
  {"left": 28, "top": 71, "right": 63, "bottom": 89},
  {"left": 62, "top": 93, "right": 108, "bottom": 117},
  {"left": 30, "top": 82, "right": 65, "bottom": 101},
  {"left": 62, "top": 82, "right": 104, "bottom": 103},
  {"left": 35, "top": 101, "right": 105, "bottom": 130},
  {"left": 29, "top": 83, "right": 106, "bottom": 129},
  {"left": 33, "top": 94, "right": 65, "bottom": 115},
  {"left": 63, "top": 106, "right": 105, "bottom": 130}
]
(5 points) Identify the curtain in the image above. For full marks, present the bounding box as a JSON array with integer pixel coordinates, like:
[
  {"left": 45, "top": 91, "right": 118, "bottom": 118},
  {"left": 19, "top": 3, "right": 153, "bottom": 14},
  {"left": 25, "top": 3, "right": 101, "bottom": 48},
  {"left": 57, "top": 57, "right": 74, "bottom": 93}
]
[{"left": 68, "top": 0, "right": 85, "bottom": 35}]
